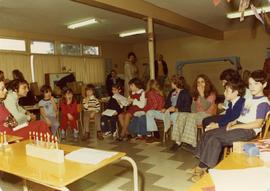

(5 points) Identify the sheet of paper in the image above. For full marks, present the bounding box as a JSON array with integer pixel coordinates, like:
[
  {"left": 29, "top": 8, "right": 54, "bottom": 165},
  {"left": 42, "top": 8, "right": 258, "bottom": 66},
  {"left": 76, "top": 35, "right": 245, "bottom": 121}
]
[
  {"left": 65, "top": 148, "right": 118, "bottom": 165},
  {"left": 113, "top": 94, "right": 129, "bottom": 107},
  {"left": 12, "top": 122, "right": 29, "bottom": 131},
  {"left": 102, "top": 109, "right": 117, "bottom": 116},
  {"left": 250, "top": 4, "right": 264, "bottom": 24},
  {"left": 209, "top": 167, "right": 270, "bottom": 191}
]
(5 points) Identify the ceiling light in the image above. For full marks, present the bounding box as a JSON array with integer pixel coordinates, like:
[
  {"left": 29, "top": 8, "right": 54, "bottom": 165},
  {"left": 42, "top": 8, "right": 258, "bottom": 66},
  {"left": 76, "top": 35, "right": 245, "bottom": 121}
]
[
  {"left": 227, "top": 5, "right": 270, "bottom": 19},
  {"left": 119, "top": 29, "right": 146, "bottom": 37},
  {"left": 67, "top": 18, "right": 98, "bottom": 29}
]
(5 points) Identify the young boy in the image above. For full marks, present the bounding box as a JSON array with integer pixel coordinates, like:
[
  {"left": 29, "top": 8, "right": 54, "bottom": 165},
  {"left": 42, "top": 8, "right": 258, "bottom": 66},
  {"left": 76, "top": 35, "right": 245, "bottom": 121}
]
[
  {"left": 101, "top": 84, "right": 127, "bottom": 137},
  {"left": 204, "top": 79, "right": 246, "bottom": 132},
  {"left": 191, "top": 70, "right": 270, "bottom": 181},
  {"left": 82, "top": 84, "right": 102, "bottom": 140},
  {"left": 38, "top": 85, "right": 59, "bottom": 135}
]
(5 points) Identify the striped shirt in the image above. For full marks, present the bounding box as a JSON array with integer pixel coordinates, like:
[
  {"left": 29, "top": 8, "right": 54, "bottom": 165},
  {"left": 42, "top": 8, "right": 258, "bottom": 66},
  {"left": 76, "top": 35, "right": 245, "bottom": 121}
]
[{"left": 83, "top": 95, "right": 100, "bottom": 112}]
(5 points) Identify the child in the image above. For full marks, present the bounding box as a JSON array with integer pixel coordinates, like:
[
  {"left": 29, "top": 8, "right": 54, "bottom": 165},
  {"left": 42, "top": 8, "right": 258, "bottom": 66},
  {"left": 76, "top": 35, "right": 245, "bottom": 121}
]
[
  {"left": 118, "top": 78, "right": 146, "bottom": 141},
  {"left": 146, "top": 75, "right": 192, "bottom": 141},
  {"left": 128, "top": 79, "right": 165, "bottom": 140},
  {"left": 203, "top": 79, "right": 245, "bottom": 132},
  {"left": 193, "top": 70, "right": 270, "bottom": 181},
  {"left": 60, "top": 88, "right": 78, "bottom": 141},
  {"left": 82, "top": 84, "right": 103, "bottom": 140},
  {"left": 170, "top": 74, "right": 216, "bottom": 150},
  {"left": 101, "top": 84, "right": 127, "bottom": 136},
  {"left": 39, "top": 85, "right": 59, "bottom": 135}
]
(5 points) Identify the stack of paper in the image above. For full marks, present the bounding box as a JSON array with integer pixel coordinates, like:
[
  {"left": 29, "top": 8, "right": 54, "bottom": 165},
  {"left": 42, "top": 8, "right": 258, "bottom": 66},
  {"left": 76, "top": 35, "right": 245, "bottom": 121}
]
[
  {"left": 102, "top": 109, "right": 117, "bottom": 116},
  {"left": 65, "top": 148, "right": 118, "bottom": 165},
  {"left": 209, "top": 167, "right": 270, "bottom": 191}
]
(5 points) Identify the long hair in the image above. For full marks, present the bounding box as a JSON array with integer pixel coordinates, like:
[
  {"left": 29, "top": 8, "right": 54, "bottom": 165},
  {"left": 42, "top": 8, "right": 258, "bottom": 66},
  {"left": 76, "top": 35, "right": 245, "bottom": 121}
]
[
  {"left": 12, "top": 69, "right": 25, "bottom": 80},
  {"left": 146, "top": 79, "right": 163, "bottom": 96},
  {"left": 192, "top": 74, "right": 216, "bottom": 100}
]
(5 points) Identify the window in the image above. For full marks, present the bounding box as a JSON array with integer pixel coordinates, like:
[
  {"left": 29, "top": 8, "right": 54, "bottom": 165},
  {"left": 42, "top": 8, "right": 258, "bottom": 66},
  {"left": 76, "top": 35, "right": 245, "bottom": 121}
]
[
  {"left": 0, "top": 38, "right": 26, "bottom": 51},
  {"left": 30, "top": 41, "right": 54, "bottom": 54},
  {"left": 60, "top": 43, "right": 81, "bottom": 56},
  {"left": 83, "top": 45, "right": 100, "bottom": 56}
]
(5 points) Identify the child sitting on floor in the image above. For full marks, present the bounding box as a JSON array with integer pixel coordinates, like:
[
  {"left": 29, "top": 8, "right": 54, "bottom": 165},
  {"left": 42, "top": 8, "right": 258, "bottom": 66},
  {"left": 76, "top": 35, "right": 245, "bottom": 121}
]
[{"left": 39, "top": 85, "right": 59, "bottom": 135}]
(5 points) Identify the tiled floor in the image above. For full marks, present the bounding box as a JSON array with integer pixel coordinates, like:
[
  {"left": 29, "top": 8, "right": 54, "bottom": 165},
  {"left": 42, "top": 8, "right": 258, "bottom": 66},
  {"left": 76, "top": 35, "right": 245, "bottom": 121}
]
[{"left": 0, "top": 137, "right": 198, "bottom": 191}]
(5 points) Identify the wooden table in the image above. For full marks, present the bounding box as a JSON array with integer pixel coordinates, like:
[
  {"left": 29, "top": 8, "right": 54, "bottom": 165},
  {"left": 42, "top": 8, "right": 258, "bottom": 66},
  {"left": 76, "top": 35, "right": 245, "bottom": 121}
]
[
  {"left": 0, "top": 141, "right": 139, "bottom": 191},
  {"left": 187, "top": 153, "right": 264, "bottom": 191}
]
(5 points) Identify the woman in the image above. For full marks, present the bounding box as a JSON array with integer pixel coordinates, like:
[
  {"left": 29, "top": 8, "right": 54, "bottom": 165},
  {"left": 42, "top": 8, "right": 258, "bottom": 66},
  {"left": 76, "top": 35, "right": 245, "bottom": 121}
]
[
  {"left": 0, "top": 80, "right": 51, "bottom": 139},
  {"left": 170, "top": 74, "right": 216, "bottom": 150},
  {"left": 124, "top": 52, "right": 139, "bottom": 96}
]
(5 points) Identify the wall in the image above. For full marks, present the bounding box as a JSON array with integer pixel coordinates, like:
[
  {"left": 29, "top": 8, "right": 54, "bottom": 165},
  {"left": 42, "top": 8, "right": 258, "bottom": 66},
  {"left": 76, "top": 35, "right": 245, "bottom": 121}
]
[{"left": 132, "top": 27, "right": 270, "bottom": 93}]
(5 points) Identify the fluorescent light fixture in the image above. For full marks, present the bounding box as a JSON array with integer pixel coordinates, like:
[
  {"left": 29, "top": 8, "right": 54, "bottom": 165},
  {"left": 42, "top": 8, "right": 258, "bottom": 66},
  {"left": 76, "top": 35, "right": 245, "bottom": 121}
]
[
  {"left": 119, "top": 29, "right": 146, "bottom": 37},
  {"left": 68, "top": 18, "right": 98, "bottom": 29},
  {"left": 227, "top": 5, "right": 270, "bottom": 19}
]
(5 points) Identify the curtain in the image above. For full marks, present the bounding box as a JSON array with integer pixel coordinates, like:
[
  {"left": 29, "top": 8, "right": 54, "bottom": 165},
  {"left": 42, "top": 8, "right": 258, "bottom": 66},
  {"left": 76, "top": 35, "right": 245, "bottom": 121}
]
[
  {"left": 84, "top": 58, "right": 105, "bottom": 85},
  {"left": 0, "top": 53, "right": 31, "bottom": 82},
  {"left": 33, "top": 55, "right": 61, "bottom": 86}
]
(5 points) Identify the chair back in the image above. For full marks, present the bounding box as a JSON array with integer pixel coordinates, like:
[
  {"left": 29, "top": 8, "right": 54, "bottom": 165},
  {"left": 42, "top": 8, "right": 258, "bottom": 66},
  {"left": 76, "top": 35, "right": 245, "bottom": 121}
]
[{"left": 259, "top": 111, "right": 270, "bottom": 139}]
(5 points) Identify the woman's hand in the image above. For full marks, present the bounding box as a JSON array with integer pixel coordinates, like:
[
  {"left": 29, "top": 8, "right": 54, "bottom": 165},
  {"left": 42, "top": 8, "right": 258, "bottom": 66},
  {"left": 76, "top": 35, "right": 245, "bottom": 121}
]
[{"left": 197, "top": 85, "right": 204, "bottom": 97}]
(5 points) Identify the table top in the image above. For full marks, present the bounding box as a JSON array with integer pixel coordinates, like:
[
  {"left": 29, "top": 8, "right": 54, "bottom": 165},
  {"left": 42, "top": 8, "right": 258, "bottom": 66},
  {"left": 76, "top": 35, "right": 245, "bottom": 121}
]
[
  {"left": 187, "top": 153, "right": 264, "bottom": 191},
  {"left": 0, "top": 140, "right": 125, "bottom": 189}
]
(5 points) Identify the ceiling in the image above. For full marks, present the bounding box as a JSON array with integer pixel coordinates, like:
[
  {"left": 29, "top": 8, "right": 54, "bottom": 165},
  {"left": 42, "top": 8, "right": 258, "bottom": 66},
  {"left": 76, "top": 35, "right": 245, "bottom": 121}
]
[{"left": 0, "top": 0, "right": 269, "bottom": 43}]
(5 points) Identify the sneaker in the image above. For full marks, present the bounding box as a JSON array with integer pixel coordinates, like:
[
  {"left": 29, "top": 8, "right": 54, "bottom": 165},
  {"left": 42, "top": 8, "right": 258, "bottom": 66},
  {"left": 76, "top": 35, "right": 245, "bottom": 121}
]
[
  {"left": 103, "top": 131, "right": 112, "bottom": 137},
  {"left": 170, "top": 143, "right": 182, "bottom": 151},
  {"left": 145, "top": 136, "right": 159, "bottom": 143},
  {"left": 190, "top": 170, "right": 207, "bottom": 183},
  {"left": 113, "top": 130, "right": 118, "bottom": 138}
]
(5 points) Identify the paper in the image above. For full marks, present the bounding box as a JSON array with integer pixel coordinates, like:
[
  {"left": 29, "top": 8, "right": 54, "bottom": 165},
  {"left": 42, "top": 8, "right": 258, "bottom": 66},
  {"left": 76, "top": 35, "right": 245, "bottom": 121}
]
[
  {"left": 239, "top": 0, "right": 250, "bottom": 21},
  {"left": 113, "top": 94, "right": 129, "bottom": 108},
  {"left": 102, "top": 109, "right": 117, "bottom": 117},
  {"left": 12, "top": 122, "right": 29, "bottom": 131},
  {"left": 209, "top": 167, "right": 270, "bottom": 191},
  {"left": 250, "top": 4, "right": 264, "bottom": 24},
  {"left": 65, "top": 148, "right": 118, "bottom": 165}
]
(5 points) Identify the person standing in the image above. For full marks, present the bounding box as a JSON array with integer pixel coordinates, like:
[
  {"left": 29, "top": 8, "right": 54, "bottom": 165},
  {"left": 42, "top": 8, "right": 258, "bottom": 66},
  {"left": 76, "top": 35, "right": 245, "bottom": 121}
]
[
  {"left": 154, "top": 54, "right": 168, "bottom": 88},
  {"left": 124, "top": 52, "right": 139, "bottom": 96}
]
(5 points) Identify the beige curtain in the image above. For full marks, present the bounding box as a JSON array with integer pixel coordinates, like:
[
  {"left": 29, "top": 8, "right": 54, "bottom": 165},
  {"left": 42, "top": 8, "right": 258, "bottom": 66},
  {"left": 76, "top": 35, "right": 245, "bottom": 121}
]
[
  {"left": 84, "top": 58, "right": 105, "bottom": 85},
  {"left": 0, "top": 53, "right": 31, "bottom": 82},
  {"left": 60, "top": 56, "right": 84, "bottom": 82},
  {"left": 33, "top": 55, "right": 61, "bottom": 86}
]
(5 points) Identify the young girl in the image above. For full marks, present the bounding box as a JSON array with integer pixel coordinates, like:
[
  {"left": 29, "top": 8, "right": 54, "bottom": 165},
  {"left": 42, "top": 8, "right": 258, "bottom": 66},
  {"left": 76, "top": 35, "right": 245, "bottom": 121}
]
[
  {"left": 60, "top": 88, "right": 78, "bottom": 141},
  {"left": 128, "top": 79, "right": 165, "bottom": 139},
  {"left": 118, "top": 78, "right": 146, "bottom": 141},
  {"left": 146, "top": 75, "right": 192, "bottom": 140},
  {"left": 170, "top": 74, "right": 216, "bottom": 150},
  {"left": 82, "top": 84, "right": 103, "bottom": 141},
  {"left": 39, "top": 85, "right": 59, "bottom": 135}
]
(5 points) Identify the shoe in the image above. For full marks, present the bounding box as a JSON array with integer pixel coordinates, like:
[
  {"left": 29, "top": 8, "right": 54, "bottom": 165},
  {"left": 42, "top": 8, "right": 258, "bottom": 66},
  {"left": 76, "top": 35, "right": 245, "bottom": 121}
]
[
  {"left": 170, "top": 143, "right": 182, "bottom": 151},
  {"left": 97, "top": 131, "right": 104, "bottom": 140},
  {"left": 186, "top": 166, "right": 203, "bottom": 175},
  {"left": 145, "top": 136, "right": 159, "bottom": 143},
  {"left": 103, "top": 131, "right": 112, "bottom": 137},
  {"left": 190, "top": 170, "right": 206, "bottom": 183},
  {"left": 135, "top": 136, "right": 145, "bottom": 141}
]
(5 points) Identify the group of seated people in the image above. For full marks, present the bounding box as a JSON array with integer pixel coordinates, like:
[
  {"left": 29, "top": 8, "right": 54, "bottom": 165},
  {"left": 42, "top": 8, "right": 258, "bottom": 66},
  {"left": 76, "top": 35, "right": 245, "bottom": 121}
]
[{"left": 0, "top": 68, "right": 269, "bottom": 183}]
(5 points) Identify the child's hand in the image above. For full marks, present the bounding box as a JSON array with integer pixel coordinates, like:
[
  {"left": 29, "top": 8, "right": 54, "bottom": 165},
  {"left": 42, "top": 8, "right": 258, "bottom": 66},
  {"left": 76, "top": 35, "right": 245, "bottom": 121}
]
[
  {"left": 167, "top": 106, "right": 176, "bottom": 113},
  {"left": 226, "top": 121, "right": 236, "bottom": 131},
  {"left": 67, "top": 113, "right": 74, "bottom": 121},
  {"left": 218, "top": 103, "right": 225, "bottom": 110},
  {"left": 205, "top": 122, "right": 218, "bottom": 131}
]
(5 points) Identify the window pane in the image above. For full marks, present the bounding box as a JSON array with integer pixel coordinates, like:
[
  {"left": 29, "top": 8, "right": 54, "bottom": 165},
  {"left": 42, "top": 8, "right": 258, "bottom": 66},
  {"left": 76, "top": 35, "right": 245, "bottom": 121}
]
[
  {"left": 0, "top": 38, "right": 25, "bottom": 51},
  {"left": 31, "top": 41, "right": 54, "bottom": 54},
  {"left": 83, "top": 45, "right": 100, "bottom": 56},
  {"left": 60, "top": 43, "right": 81, "bottom": 56}
]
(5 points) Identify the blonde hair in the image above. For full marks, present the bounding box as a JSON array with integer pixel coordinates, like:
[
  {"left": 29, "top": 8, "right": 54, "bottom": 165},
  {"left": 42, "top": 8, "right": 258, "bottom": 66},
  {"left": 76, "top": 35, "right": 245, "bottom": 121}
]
[{"left": 146, "top": 79, "right": 163, "bottom": 96}]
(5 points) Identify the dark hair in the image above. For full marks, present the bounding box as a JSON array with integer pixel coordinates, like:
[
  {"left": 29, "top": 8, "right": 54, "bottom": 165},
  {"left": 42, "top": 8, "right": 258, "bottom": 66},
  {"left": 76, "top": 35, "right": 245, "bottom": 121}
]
[
  {"left": 85, "top": 84, "right": 95, "bottom": 96},
  {"left": 192, "top": 74, "right": 216, "bottom": 100},
  {"left": 40, "top": 85, "right": 52, "bottom": 94},
  {"left": 112, "top": 83, "right": 122, "bottom": 90},
  {"left": 225, "top": 79, "right": 246, "bottom": 97},
  {"left": 8, "top": 79, "right": 29, "bottom": 92},
  {"left": 128, "top": 78, "right": 144, "bottom": 89},
  {"left": 219, "top": 69, "right": 241, "bottom": 82},
  {"left": 62, "top": 87, "right": 76, "bottom": 103},
  {"left": 12, "top": 69, "right": 25, "bottom": 80},
  {"left": 250, "top": 70, "right": 268, "bottom": 84},
  {"left": 128, "top": 52, "right": 136, "bottom": 60},
  {"left": 170, "top": 75, "right": 186, "bottom": 89}
]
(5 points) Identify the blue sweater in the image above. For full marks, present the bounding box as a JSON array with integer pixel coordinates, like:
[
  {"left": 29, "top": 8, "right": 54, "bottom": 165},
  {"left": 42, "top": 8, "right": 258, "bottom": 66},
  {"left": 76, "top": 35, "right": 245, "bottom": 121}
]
[{"left": 218, "top": 97, "right": 245, "bottom": 128}]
